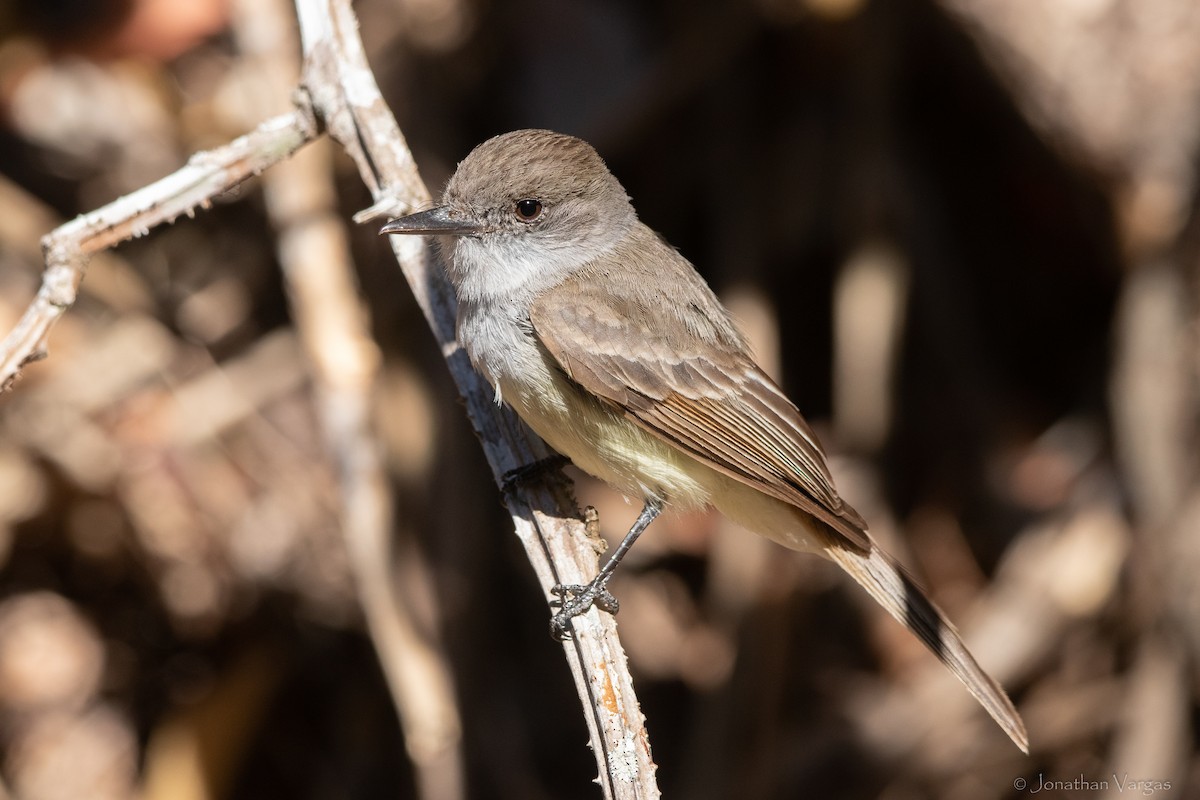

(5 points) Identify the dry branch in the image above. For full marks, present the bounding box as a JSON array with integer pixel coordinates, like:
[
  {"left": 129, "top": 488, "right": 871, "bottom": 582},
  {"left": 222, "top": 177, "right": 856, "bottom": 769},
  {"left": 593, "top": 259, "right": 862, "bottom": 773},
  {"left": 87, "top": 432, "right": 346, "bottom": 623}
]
[
  {"left": 0, "top": 110, "right": 318, "bottom": 391},
  {"left": 294, "top": 1, "right": 659, "bottom": 796}
]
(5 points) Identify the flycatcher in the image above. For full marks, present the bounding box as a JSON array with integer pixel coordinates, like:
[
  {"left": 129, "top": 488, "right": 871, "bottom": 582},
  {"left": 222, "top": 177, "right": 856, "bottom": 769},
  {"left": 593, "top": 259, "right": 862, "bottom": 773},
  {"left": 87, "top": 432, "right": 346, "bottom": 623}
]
[{"left": 381, "top": 129, "right": 1027, "bottom": 751}]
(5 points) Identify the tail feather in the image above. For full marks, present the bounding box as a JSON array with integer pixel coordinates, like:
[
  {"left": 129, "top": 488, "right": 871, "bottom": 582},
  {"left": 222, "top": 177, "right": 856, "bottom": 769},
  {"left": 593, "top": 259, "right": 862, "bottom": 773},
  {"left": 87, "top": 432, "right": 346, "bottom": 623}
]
[{"left": 824, "top": 543, "right": 1029, "bottom": 753}]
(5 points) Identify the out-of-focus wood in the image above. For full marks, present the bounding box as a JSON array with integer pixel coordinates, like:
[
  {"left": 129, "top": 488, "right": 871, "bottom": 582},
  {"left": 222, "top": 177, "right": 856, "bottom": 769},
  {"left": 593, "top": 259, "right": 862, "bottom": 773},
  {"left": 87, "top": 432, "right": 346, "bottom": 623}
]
[{"left": 234, "top": 0, "right": 467, "bottom": 794}]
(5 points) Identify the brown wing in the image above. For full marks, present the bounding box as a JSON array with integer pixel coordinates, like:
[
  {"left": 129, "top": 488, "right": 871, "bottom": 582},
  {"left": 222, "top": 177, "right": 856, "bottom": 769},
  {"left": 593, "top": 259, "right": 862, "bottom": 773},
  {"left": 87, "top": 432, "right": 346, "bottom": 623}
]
[{"left": 530, "top": 262, "right": 869, "bottom": 550}]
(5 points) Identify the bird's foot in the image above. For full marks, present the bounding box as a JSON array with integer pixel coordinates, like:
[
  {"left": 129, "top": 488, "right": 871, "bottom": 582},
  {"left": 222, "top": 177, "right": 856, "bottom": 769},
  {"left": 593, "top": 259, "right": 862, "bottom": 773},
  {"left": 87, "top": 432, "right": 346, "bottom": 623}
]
[{"left": 548, "top": 580, "right": 620, "bottom": 641}]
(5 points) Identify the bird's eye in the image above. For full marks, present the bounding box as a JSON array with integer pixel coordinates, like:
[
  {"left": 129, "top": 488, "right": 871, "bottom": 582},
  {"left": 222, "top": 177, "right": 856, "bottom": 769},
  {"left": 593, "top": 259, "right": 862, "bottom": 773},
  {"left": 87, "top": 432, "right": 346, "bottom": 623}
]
[{"left": 514, "top": 199, "right": 543, "bottom": 222}]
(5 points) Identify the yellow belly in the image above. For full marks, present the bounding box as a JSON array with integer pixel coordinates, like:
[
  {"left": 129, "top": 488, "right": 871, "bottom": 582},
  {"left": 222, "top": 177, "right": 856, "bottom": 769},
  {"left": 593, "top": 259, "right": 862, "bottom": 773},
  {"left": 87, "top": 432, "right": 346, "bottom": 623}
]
[
  {"left": 498, "top": 370, "right": 823, "bottom": 555},
  {"left": 500, "top": 371, "right": 714, "bottom": 510}
]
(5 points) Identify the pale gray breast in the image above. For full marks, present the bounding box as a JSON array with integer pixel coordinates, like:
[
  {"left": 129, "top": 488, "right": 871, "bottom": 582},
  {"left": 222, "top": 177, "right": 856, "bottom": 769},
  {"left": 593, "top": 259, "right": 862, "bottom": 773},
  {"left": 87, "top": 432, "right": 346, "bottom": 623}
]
[{"left": 456, "top": 295, "right": 547, "bottom": 392}]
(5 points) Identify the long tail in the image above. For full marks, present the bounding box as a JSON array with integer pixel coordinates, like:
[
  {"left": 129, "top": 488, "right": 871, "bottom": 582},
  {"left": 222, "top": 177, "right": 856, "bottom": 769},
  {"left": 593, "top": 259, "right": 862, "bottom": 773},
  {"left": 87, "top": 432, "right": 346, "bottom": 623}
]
[{"left": 824, "top": 542, "right": 1029, "bottom": 753}]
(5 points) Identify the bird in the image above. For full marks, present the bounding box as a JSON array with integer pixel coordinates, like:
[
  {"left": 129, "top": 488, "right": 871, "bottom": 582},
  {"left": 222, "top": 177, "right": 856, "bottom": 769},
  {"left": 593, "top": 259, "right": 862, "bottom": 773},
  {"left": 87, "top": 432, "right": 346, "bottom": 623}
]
[{"left": 381, "top": 128, "right": 1028, "bottom": 752}]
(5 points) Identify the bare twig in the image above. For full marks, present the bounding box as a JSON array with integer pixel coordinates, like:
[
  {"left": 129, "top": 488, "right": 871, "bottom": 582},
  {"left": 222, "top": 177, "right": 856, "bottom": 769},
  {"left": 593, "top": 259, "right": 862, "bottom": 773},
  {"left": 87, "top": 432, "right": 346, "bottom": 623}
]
[
  {"left": 0, "top": 110, "right": 319, "bottom": 391},
  {"left": 293, "top": 1, "right": 659, "bottom": 796},
  {"left": 0, "top": 173, "right": 154, "bottom": 316}
]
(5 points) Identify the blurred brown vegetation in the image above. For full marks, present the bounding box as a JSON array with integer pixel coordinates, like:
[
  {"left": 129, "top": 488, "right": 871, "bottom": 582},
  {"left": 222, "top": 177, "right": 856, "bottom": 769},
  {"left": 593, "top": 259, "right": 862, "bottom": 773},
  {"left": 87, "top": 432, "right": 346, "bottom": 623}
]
[{"left": 0, "top": 0, "right": 1197, "bottom": 798}]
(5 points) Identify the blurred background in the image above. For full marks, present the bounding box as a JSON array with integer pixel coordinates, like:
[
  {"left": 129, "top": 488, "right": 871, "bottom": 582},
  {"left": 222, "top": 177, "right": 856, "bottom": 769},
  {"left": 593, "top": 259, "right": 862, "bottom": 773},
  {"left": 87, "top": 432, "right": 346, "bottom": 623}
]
[{"left": 0, "top": 0, "right": 1196, "bottom": 797}]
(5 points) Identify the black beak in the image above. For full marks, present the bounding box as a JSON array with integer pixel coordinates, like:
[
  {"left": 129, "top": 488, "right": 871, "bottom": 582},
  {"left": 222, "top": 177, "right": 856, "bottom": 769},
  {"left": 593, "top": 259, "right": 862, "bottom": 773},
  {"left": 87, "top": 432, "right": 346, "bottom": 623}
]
[{"left": 379, "top": 206, "right": 482, "bottom": 236}]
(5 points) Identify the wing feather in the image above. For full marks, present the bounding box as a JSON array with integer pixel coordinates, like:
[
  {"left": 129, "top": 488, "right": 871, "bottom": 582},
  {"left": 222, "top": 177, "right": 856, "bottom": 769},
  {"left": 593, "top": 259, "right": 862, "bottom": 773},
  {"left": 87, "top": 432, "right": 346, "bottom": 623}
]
[{"left": 531, "top": 263, "right": 869, "bottom": 549}]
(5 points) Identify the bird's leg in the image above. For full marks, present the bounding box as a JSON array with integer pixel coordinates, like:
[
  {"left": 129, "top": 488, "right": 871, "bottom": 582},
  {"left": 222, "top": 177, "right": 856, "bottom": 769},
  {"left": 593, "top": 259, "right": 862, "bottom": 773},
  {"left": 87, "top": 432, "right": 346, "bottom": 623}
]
[
  {"left": 500, "top": 453, "right": 571, "bottom": 495},
  {"left": 550, "top": 497, "right": 663, "bottom": 640}
]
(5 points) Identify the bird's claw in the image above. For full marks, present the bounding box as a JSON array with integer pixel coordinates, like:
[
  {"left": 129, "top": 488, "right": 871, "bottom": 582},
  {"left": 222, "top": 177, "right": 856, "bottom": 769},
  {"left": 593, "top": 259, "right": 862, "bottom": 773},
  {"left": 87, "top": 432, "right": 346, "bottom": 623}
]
[{"left": 548, "top": 582, "right": 620, "bottom": 640}]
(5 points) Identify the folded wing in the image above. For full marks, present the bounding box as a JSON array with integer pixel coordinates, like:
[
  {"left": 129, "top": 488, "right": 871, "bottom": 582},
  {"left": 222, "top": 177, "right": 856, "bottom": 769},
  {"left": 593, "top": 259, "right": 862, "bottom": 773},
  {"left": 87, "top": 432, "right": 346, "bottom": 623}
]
[{"left": 530, "top": 267, "right": 870, "bottom": 550}]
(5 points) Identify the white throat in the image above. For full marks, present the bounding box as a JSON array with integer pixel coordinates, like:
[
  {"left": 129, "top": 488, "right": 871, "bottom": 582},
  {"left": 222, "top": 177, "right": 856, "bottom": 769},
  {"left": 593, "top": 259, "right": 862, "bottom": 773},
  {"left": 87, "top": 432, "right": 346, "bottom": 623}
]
[{"left": 448, "top": 231, "right": 612, "bottom": 304}]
